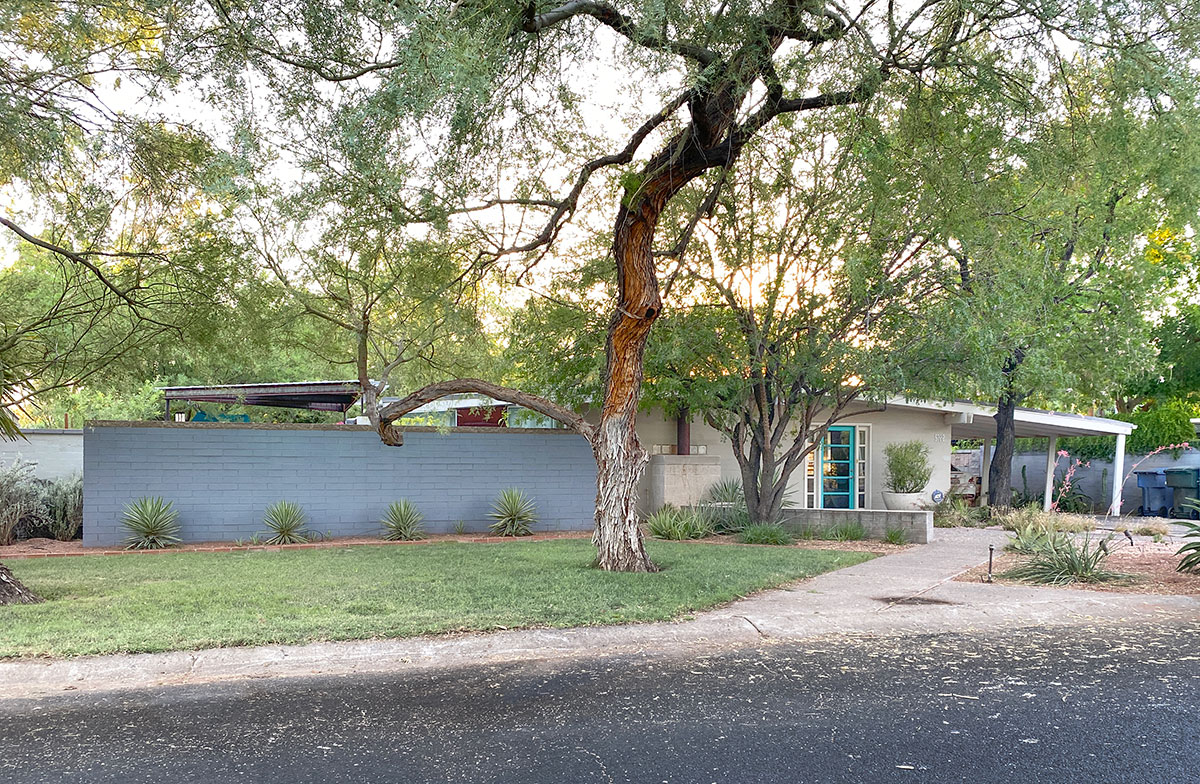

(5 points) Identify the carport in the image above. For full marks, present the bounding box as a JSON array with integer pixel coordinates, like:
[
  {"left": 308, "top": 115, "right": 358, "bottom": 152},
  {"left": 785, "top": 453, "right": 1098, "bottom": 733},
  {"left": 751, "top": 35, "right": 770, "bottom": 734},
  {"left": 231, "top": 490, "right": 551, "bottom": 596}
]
[{"left": 944, "top": 404, "right": 1136, "bottom": 514}]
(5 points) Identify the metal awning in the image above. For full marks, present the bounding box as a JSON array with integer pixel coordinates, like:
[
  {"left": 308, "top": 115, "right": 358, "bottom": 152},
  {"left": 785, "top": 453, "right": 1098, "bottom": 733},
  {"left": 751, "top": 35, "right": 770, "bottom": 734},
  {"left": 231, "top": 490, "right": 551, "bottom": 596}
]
[{"left": 161, "top": 381, "right": 362, "bottom": 413}]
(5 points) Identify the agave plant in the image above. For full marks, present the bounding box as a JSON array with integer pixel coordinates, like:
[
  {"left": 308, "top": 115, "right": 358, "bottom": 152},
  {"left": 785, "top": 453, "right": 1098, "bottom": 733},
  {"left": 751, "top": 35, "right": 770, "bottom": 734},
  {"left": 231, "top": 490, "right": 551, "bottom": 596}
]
[
  {"left": 261, "top": 500, "right": 310, "bottom": 545},
  {"left": 121, "top": 496, "right": 181, "bottom": 550},
  {"left": 381, "top": 500, "right": 426, "bottom": 541},
  {"left": 488, "top": 488, "right": 537, "bottom": 536},
  {"left": 1176, "top": 500, "right": 1200, "bottom": 573}
]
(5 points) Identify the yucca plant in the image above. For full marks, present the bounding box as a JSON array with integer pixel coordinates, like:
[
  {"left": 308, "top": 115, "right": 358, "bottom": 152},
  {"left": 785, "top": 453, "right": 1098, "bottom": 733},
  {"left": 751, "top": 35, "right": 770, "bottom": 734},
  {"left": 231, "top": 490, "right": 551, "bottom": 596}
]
[
  {"left": 1176, "top": 500, "right": 1200, "bottom": 573},
  {"left": 381, "top": 500, "right": 426, "bottom": 541},
  {"left": 1006, "top": 534, "right": 1123, "bottom": 585},
  {"left": 488, "top": 488, "right": 537, "bottom": 536},
  {"left": 261, "top": 500, "right": 310, "bottom": 544},
  {"left": 737, "top": 523, "right": 794, "bottom": 546},
  {"left": 699, "top": 478, "right": 750, "bottom": 534},
  {"left": 646, "top": 505, "right": 714, "bottom": 540},
  {"left": 121, "top": 497, "right": 181, "bottom": 550}
]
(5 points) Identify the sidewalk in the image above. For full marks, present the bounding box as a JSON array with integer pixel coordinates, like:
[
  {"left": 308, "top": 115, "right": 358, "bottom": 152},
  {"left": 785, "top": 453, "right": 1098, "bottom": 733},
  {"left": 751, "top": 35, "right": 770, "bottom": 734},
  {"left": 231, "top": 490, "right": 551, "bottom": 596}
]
[{"left": 2, "top": 529, "right": 1194, "bottom": 700}]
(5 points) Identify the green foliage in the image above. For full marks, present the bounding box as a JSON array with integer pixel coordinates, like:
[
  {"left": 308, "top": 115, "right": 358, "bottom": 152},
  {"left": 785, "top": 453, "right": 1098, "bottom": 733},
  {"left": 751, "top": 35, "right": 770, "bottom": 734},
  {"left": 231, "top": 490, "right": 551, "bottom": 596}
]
[
  {"left": 120, "top": 497, "right": 181, "bottom": 550},
  {"left": 827, "top": 521, "right": 867, "bottom": 542},
  {"left": 453, "top": 520, "right": 466, "bottom": 536},
  {"left": 883, "top": 441, "right": 932, "bottom": 494},
  {"left": 932, "top": 496, "right": 988, "bottom": 528},
  {"left": 1005, "top": 524, "right": 1070, "bottom": 555},
  {"left": 646, "top": 505, "right": 714, "bottom": 541},
  {"left": 488, "top": 488, "right": 537, "bottom": 537},
  {"left": 1176, "top": 501, "right": 1200, "bottom": 573},
  {"left": 41, "top": 474, "right": 83, "bottom": 541},
  {"left": 737, "top": 524, "right": 794, "bottom": 546},
  {"left": 261, "top": 501, "right": 311, "bottom": 545},
  {"left": 381, "top": 500, "right": 426, "bottom": 541},
  {"left": 698, "top": 479, "right": 751, "bottom": 534},
  {"left": 883, "top": 527, "right": 908, "bottom": 545},
  {"left": 1005, "top": 535, "right": 1123, "bottom": 585},
  {"left": 0, "top": 459, "right": 45, "bottom": 545}
]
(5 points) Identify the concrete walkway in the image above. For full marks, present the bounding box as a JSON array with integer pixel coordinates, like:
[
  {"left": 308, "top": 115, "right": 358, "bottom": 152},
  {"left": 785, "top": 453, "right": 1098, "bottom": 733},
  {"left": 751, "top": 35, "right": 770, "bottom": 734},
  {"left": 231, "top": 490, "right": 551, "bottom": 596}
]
[{"left": 2, "top": 529, "right": 1194, "bottom": 700}]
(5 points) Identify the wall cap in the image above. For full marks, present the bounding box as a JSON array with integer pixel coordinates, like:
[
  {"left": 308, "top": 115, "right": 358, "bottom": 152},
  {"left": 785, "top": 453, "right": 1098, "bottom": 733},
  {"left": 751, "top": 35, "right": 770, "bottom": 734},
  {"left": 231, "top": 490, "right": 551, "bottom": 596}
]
[{"left": 84, "top": 420, "right": 582, "bottom": 436}]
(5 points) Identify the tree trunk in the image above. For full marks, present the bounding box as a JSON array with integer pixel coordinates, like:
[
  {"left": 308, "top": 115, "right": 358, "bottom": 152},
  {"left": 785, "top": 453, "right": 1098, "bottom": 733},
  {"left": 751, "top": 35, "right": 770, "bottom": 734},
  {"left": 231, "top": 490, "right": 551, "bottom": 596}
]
[
  {"left": 0, "top": 562, "right": 41, "bottom": 605},
  {"left": 987, "top": 394, "right": 1017, "bottom": 507},
  {"left": 591, "top": 187, "right": 667, "bottom": 573}
]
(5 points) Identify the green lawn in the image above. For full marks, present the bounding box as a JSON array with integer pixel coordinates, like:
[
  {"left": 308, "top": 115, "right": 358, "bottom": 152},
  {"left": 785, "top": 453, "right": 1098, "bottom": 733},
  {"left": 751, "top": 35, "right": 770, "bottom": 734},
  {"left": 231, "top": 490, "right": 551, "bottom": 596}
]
[{"left": 0, "top": 540, "right": 871, "bottom": 658}]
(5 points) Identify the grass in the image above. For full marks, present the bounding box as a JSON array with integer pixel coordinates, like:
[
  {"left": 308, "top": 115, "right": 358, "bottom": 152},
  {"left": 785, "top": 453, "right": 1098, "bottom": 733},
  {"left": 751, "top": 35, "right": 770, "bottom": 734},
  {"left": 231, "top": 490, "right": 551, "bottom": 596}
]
[
  {"left": 0, "top": 540, "right": 872, "bottom": 658},
  {"left": 736, "top": 523, "right": 794, "bottom": 546},
  {"left": 994, "top": 506, "right": 1095, "bottom": 533}
]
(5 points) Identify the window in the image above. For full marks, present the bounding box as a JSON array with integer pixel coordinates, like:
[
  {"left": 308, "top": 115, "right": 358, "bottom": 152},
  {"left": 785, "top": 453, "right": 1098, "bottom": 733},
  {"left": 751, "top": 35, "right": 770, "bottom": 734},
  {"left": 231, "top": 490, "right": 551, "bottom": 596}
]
[{"left": 856, "top": 426, "right": 870, "bottom": 509}]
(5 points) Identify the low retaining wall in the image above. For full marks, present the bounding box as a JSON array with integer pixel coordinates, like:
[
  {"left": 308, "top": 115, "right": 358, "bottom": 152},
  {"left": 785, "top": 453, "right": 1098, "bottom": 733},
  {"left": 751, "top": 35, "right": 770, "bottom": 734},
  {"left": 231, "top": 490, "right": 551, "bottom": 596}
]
[
  {"left": 777, "top": 508, "right": 934, "bottom": 544},
  {"left": 83, "top": 421, "right": 597, "bottom": 547}
]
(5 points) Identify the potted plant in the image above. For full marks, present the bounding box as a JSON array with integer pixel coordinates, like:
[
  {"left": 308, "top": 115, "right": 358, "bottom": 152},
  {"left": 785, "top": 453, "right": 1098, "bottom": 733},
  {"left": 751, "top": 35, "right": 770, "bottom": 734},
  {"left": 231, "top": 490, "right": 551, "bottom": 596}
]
[{"left": 882, "top": 440, "right": 933, "bottom": 510}]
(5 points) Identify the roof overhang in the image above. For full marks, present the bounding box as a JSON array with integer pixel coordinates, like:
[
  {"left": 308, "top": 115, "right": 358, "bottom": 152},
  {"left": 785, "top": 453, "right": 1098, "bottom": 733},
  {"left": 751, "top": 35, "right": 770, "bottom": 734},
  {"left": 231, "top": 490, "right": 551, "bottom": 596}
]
[
  {"left": 873, "top": 398, "right": 1135, "bottom": 439},
  {"left": 161, "top": 381, "right": 362, "bottom": 413}
]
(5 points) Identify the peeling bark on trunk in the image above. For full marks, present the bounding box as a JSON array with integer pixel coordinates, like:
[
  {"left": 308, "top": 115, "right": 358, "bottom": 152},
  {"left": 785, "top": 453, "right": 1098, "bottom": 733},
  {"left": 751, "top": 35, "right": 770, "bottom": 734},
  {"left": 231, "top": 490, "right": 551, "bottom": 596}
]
[{"left": 0, "top": 562, "right": 41, "bottom": 605}]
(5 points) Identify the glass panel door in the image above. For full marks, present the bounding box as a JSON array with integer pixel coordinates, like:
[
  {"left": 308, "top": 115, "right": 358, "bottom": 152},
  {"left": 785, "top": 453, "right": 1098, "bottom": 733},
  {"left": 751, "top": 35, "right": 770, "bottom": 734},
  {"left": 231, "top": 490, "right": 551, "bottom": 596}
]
[{"left": 820, "top": 426, "right": 856, "bottom": 509}]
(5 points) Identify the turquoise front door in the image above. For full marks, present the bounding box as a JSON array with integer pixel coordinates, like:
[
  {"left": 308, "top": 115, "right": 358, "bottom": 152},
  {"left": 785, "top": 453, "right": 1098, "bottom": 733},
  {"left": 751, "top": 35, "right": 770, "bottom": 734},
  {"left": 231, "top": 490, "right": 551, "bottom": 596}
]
[{"left": 820, "top": 426, "right": 855, "bottom": 509}]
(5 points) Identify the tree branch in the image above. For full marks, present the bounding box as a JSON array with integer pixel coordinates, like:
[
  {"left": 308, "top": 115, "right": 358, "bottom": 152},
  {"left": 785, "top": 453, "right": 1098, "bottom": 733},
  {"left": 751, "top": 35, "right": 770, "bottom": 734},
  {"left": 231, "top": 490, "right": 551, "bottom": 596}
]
[{"left": 522, "top": 1, "right": 719, "bottom": 66}]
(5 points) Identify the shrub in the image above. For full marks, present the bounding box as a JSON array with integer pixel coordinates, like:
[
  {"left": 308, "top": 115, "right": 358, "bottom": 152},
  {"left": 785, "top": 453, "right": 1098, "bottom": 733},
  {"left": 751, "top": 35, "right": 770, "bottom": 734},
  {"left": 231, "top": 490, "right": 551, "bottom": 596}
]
[
  {"left": 932, "top": 496, "right": 988, "bottom": 528},
  {"left": 0, "top": 459, "right": 47, "bottom": 545},
  {"left": 262, "top": 500, "right": 310, "bottom": 544},
  {"left": 737, "top": 523, "right": 794, "bottom": 546},
  {"left": 488, "top": 488, "right": 537, "bottom": 536},
  {"left": 1131, "top": 522, "right": 1170, "bottom": 538},
  {"left": 42, "top": 474, "right": 83, "bottom": 541},
  {"left": 121, "top": 497, "right": 181, "bottom": 550},
  {"left": 883, "top": 527, "right": 908, "bottom": 545},
  {"left": 1176, "top": 500, "right": 1200, "bottom": 573},
  {"left": 646, "top": 505, "right": 714, "bottom": 540},
  {"left": 1005, "top": 534, "right": 1123, "bottom": 585},
  {"left": 883, "top": 441, "right": 932, "bottom": 494},
  {"left": 381, "top": 500, "right": 426, "bottom": 541},
  {"left": 699, "top": 478, "right": 751, "bottom": 534},
  {"left": 827, "top": 521, "right": 866, "bottom": 542},
  {"left": 1005, "top": 524, "right": 1069, "bottom": 555},
  {"left": 994, "top": 506, "right": 1095, "bottom": 533}
]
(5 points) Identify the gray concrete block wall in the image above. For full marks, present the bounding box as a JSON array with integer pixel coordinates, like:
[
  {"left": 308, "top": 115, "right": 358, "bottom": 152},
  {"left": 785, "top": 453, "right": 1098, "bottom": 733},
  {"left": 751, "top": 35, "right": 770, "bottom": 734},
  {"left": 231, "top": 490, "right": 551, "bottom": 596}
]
[
  {"left": 1, "top": 430, "right": 84, "bottom": 480},
  {"left": 777, "top": 508, "right": 934, "bottom": 544},
  {"left": 83, "top": 422, "right": 597, "bottom": 547}
]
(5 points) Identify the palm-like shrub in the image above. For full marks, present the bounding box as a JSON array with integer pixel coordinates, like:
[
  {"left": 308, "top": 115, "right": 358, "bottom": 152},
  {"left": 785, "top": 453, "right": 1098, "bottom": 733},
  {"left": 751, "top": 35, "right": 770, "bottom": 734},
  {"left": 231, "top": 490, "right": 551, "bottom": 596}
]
[
  {"left": 121, "top": 497, "right": 181, "bottom": 550},
  {"left": 262, "top": 500, "right": 310, "bottom": 544},
  {"left": 382, "top": 500, "right": 426, "bottom": 541},
  {"left": 883, "top": 441, "right": 932, "bottom": 493},
  {"left": 646, "top": 505, "right": 714, "bottom": 540},
  {"left": 1176, "top": 500, "right": 1200, "bottom": 573},
  {"left": 488, "top": 488, "right": 537, "bottom": 536},
  {"left": 737, "top": 523, "right": 794, "bottom": 546}
]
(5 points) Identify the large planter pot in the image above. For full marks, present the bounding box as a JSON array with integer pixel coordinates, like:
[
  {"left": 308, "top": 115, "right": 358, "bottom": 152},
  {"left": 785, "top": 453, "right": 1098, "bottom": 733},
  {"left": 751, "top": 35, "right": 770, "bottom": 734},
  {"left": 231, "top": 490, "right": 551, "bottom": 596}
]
[{"left": 882, "top": 492, "right": 927, "bottom": 511}]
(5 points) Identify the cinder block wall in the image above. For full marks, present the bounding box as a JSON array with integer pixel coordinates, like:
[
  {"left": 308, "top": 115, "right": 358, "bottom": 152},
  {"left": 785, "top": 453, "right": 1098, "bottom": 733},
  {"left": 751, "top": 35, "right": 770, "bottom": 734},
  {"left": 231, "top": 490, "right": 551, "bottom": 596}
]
[
  {"left": 83, "top": 422, "right": 597, "bottom": 547},
  {"left": 776, "top": 508, "right": 934, "bottom": 544},
  {"left": 0, "top": 430, "right": 84, "bottom": 479}
]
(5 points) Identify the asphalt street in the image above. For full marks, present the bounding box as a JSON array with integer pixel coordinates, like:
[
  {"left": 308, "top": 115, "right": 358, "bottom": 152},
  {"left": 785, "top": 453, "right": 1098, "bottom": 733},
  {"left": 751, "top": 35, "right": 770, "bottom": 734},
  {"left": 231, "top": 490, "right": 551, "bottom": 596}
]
[{"left": 2, "top": 620, "right": 1197, "bottom": 783}]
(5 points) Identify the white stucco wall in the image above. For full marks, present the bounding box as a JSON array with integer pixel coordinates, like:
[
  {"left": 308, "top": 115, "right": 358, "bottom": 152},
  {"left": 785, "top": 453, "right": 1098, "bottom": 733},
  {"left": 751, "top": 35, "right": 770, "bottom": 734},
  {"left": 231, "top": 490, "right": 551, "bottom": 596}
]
[
  {"left": 626, "top": 404, "right": 952, "bottom": 513},
  {"left": 0, "top": 429, "right": 84, "bottom": 480}
]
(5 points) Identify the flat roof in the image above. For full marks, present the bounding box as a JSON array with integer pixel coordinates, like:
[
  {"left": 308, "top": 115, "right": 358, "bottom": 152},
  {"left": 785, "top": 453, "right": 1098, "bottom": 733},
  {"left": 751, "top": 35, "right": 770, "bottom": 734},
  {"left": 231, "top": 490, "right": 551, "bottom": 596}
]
[
  {"left": 877, "top": 398, "right": 1135, "bottom": 438},
  {"left": 161, "top": 381, "right": 362, "bottom": 413}
]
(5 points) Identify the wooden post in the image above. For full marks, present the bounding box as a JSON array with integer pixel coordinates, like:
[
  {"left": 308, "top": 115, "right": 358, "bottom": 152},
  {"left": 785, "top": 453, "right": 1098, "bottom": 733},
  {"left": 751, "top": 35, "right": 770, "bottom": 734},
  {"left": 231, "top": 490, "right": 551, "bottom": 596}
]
[
  {"left": 1043, "top": 436, "right": 1058, "bottom": 513},
  {"left": 1109, "top": 433, "right": 1127, "bottom": 516}
]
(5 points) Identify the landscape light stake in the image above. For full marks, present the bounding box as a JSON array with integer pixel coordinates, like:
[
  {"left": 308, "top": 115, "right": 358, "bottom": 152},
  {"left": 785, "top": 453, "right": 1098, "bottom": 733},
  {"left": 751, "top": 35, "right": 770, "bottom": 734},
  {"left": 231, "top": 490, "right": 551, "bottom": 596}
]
[{"left": 987, "top": 544, "right": 995, "bottom": 583}]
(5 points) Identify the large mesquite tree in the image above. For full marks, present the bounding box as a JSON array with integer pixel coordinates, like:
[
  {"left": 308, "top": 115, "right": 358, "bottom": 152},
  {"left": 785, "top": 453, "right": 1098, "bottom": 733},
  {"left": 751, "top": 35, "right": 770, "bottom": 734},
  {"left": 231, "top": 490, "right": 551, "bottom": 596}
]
[{"left": 204, "top": 0, "right": 1200, "bottom": 570}]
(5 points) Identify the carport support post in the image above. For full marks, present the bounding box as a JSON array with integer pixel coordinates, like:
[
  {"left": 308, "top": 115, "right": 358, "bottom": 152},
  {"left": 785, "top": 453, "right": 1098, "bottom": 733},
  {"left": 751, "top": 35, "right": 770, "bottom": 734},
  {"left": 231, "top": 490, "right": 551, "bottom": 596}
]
[
  {"left": 1108, "top": 433, "right": 1126, "bottom": 516},
  {"left": 980, "top": 438, "right": 992, "bottom": 507},
  {"left": 1042, "top": 436, "right": 1058, "bottom": 512}
]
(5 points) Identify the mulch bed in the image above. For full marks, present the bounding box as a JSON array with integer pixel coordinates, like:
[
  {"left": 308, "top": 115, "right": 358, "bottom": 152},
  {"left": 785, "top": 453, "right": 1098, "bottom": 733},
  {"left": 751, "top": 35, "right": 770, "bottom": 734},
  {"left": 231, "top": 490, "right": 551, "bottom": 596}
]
[
  {"left": 956, "top": 540, "right": 1200, "bottom": 595},
  {"left": 1, "top": 531, "right": 909, "bottom": 560}
]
